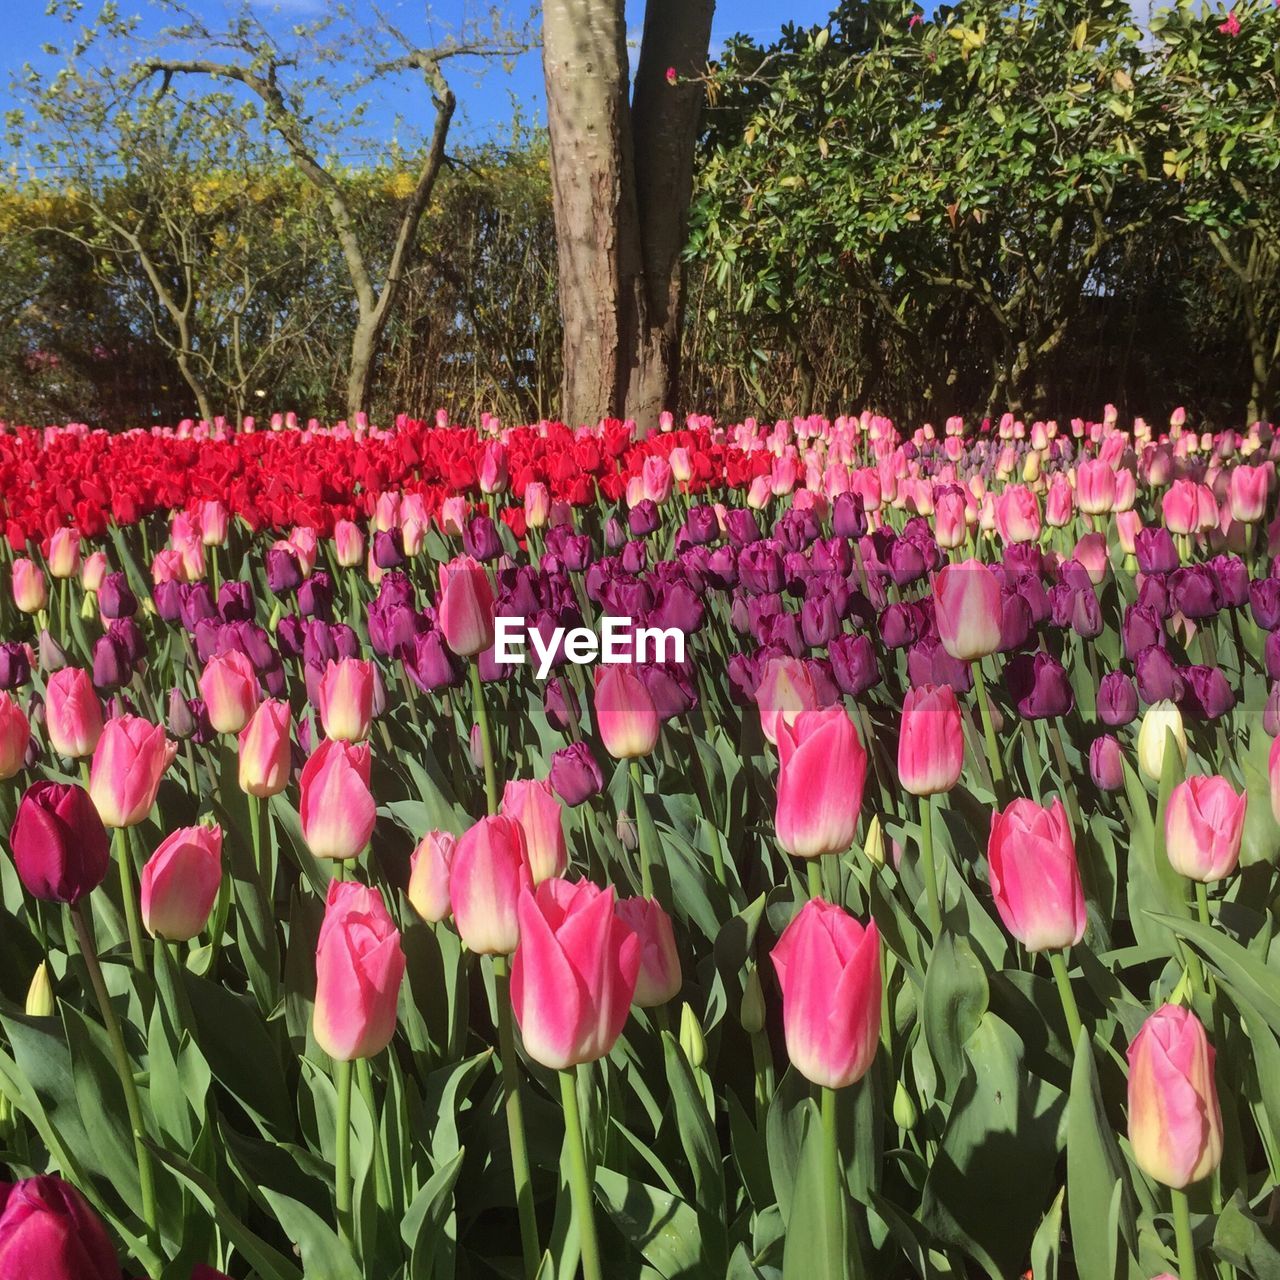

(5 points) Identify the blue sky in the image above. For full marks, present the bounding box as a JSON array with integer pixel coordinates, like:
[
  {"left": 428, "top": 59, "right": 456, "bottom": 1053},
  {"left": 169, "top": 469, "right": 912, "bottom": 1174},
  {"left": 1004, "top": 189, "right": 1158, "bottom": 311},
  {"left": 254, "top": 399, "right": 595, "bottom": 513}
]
[{"left": 3, "top": 0, "right": 838, "bottom": 152}]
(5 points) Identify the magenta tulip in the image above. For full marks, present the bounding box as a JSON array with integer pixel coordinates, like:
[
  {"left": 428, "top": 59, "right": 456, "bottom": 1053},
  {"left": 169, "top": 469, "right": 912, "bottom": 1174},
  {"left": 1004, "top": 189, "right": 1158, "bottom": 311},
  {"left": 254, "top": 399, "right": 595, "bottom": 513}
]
[
  {"left": 9, "top": 781, "right": 110, "bottom": 904},
  {"left": 198, "top": 651, "right": 259, "bottom": 735},
  {"left": 0, "top": 692, "right": 28, "bottom": 781},
  {"left": 0, "top": 1175, "right": 120, "bottom": 1280},
  {"left": 933, "top": 559, "right": 1003, "bottom": 661},
  {"left": 44, "top": 667, "right": 102, "bottom": 759},
  {"left": 501, "top": 778, "right": 568, "bottom": 884},
  {"left": 775, "top": 706, "right": 867, "bottom": 859},
  {"left": 449, "top": 814, "right": 531, "bottom": 954},
  {"left": 614, "top": 896, "right": 681, "bottom": 1007},
  {"left": 437, "top": 555, "right": 495, "bottom": 657},
  {"left": 897, "top": 683, "right": 964, "bottom": 796}
]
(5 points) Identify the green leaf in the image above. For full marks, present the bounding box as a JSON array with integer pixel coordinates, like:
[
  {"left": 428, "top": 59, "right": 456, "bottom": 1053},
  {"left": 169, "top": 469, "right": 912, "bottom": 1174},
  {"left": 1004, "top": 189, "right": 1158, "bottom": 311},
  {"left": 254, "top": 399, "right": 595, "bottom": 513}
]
[
  {"left": 260, "top": 1187, "right": 362, "bottom": 1280},
  {"left": 403, "top": 1148, "right": 465, "bottom": 1280},
  {"left": 781, "top": 1101, "right": 843, "bottom": 1280},
  {"left": 922, "top": 932, "right": 989, "bottom": 1101},
  {"left": 594, "top": 1167, "right": 706, "bottom": 1279},
  {"left": 1213, "top": 1190, "right": 1280, "bottom": 1275}
]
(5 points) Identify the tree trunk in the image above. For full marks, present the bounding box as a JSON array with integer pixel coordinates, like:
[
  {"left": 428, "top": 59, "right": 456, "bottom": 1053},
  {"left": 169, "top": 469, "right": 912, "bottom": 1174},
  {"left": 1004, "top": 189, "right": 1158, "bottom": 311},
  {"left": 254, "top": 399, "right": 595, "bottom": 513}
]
[
  {"left": 542, "top": 0, "right": 714, "bottom": 430},
  {"left": 347, "top": 315, "right": 380, "bottom": 424},
  {"left": 625, "top": 0, "right": 716, "bottom": 428}
]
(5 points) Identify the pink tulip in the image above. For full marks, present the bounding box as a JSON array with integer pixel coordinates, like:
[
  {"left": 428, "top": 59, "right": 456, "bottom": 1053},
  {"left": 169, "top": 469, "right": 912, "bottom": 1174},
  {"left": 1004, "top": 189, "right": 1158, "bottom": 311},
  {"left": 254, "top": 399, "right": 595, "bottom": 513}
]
[
  {"left": 1163, "top": 478, "right": 1199, "bottom": 535},
  {"left": 1045, "top": 477, "right": 1074, "bottom": 527},
  {"left": 1127, "top": 1004, "right": 1223, "bottom": 1188},
  {"left": 987, "top": 798, "right": 1086, "bottom": 952},
  {"left": 755, "top": 654, "right": 820, "bottom": 746},
  {"left": 524, "top": 482, "right": 551, "bottom": 529},
  {"left": 510, "top": 878, "right": 640, "bottom": 1068},
  {"left": 0, "top": 692, "right": 29, "bottom": 781},
  {"left": 995, "top": 485, "right": 1041, "bottom": 544},
  {"left": 1164, "top": 775, "right": 1247, "bottom": 882},
  {"left": 44, "top": 668, "right": 102, "bottom": 762},
  {"left": 88, "top": 716, "right": 177, "bottom": 828},
  {"left": 437, "top": 556, "right": 495, "bottom": 657},
  {"left": 313, "top": 880, "right": 406, "bottom": 1061},
  {"left": 1076, "top": 460, "right": 1117, "bottom": 514},
  {"left": 80, "top": 551, "right": 107, "bottom": 594},
  {"left": 933, "top": 558, "right": 1003, "bottom": 661},
  {"left": 898, "top": 684, "right": 964, "bottom": 796},
  {"left": 501, "top": 778, "right": 568, "bottom": 884},
  {"left": 407, "top": 830, "right": 457, "bottom": 923},
  {"left": 449, "top": 814, "right": 531, "bottom": 954},
  {"left": 479, "top": 442, "right": 509, "bottom": 495},
  {"left": 198, "top": 651, "right": 259, "bottom": 735},
  {"left": 775, "top": 706, "right": 867, "bottom": 859},
  {"left": 771, "top": 899, "right": 881, "bottom": 1089},
  {"left": 46, "top": 527, "right": 81, "bottom": 579},
  {"left": 1116, "top": 509, "right": 1143, "bottom": 555},
  {"left": 299, "top": 740, "right": 376, "bottom": 860},
  {"left": 933, "top": 489, "right": 968, "bottom": 549},
  {"left": 151, "top": 549, "right": 185, "bottom": 585},
  {"left": 615, "top": 896, "right": 682, "bottom": 1007},
  {"left": 0, "top": 1174, "right": 121, "bottom": 1280},
  {"left": 237, "top": 699, "right": 292, "bottom": 797},
  {"left": 593, "top": 665, "right": 660, "bottom": 759},
  {"left": 1270, "top": 735, "right": 1280, "bottom": 826},
  {"left": 12, "top": 558, "right": 47, "bottom": 614},
  {"left": 317, "top": 657, "right": 374, "bottom": 742},
  {"left": 333, "top": 520, "right": 365, "bottom": 568},
  {"left": 1229, "top": 464, "right": 1268, "bottom": 522},
  {"left": 140, "top": 823, "right": 222, "bottom": 941},
  {"left": 198, "top": 499, "right": 229, "bottom": 546}
]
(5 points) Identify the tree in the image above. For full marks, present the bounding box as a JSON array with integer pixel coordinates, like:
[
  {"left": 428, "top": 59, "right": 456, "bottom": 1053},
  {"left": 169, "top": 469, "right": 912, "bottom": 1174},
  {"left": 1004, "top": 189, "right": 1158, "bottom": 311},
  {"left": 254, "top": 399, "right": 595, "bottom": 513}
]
[{"left": 541, "top": 0, "right": 715, "bottom": 428}]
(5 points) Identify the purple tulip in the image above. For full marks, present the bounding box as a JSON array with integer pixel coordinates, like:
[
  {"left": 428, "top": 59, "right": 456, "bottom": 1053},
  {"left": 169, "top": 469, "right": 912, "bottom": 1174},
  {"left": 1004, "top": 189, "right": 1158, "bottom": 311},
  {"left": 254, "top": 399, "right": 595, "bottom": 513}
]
[
  {"left": 1169, "top": 566, "right": 1221, "bottom": 620},
  {"left": 1134, "top": 527, "right": 1178, "bottom": 574},
  {"left": 0, "top": 644, "right": 32, "bottom": 692},
  {"left": 1251, "top": 578, "right": 1280, "bottom": 630},
  {"left": 1089, "top": 735, "right": 1124, "bottom": 792},
  {"left": 628, "top": 501, "right": 660, "bottom": 538},
  {"left": 217, "top": 580, "right": 254, "bottom": 622},
  {"left": 373, "top": 529, "right": 405, "bottom": 569},
  {"left": 1181, "top": 665, "right": 1234, "bottom": 720},
  {"left": 265, "top": 547, "right": 301, "bottom": 595},
  {"left": 298, "top": 570, "right": 335, "bottom": 620},
  {"left": 724, "top": 508, "right": 763, "bottom": 547},
  {"left": 1135, "top": 644, "right": 1185, "bottom": 703},
  {"left": 549, "top": 741, "right": 604, "bottom": 806},
  {"left": 828, "top": 633, "right": 880, "bottom": 697},
  {"left": 1097, "top": 671, "right": 1138, "bottom": 727},
  {"left": 98, "top": 572, "right": 137, "bottom": 620},
  {"left": 1006, "top": 651, "right": 1074, "bottom": 719},
  {"left": 907, "top": 635, "right": 973, "bottom": 693}
]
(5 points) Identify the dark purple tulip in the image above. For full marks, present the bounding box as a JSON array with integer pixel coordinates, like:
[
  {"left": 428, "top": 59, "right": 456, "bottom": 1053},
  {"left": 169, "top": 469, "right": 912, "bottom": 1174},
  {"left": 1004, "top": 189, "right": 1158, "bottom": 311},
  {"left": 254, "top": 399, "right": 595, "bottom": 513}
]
[
  {"left": 832, "top": 492, "right": 866, "bottom": 538},
  {"left": 228, "top": 621, "right": 277, "bottom": 673},
  {"left": 549, "top": 741, "right": 604, "bottom": 806},
  {"left": 1251, "top": 578, "right": 1280, "bottom": 630},
  {"left": 108, "top": 618, "right": 146, "bottom": 667},
  {"left": 188, "top": 698, "right": 215, "bottom": 745},
  {"left": 298, "top": 571, "right": 334, "bottom": 620},
  {"left": 604, "top": 518, "right": 627, "bottom": 551},
  {"left": 262, "top": 660, "right": 287, "bottom": 699},
  {"left": 1136, "top": 573, "right": 1170, "bottom": 618},
  {"left": 1006, "top": 651, "right": 1074, "bottom": 719},
  {"left": 477, "top": 640, "right": 514, "bottom": 683},
  {"left": 801, "top": 594, "right": 840, "bottom": 649},
  {"left": 302, "top": 620, "right": 338, "bottom": 669},
  {"left": 727, "top": 652, "right": 761, "bottom": 704},
  {"left": 193, "top": 618, "right": 221, "bottom": 665},
  {"left": 179, "top": 582, "right": 218, "bottom": 633},
  {"left": 1014, "top": 573, "right": 1052, "bottom": 625},
  {"left": 265, "top": 548, "right": 301, "bottom": 595},
  {"left": 98, "top": 571, "right": 137, "bottom": 620},
  {"left": 807, "top": 658, "right": 841, "bottom": 707},
  {"left": 217, "top": 580, "right": 254, "bottom": 622},
  {"left": 1135, "top": 527, "right": 1179, "bottom": 574},
  {"left": 367, "top": 600, "right": 421, "bottom": 659},
  {"left": 621, "top": 541, "right": 647, "bottom": 575},
  {"left": 1122, "top": 605, "right": 1165, "bottom": 661},
  {"left": 628, "top": 501, "right": 660, "bottom": 538},
  {"left": 1089, "top": 735, "right": 1124, "bottom": 792},
  {"left": 828, "top": 633, "right": 880, "bottom": 697},
  {"left": 1169, "top": 566, "right": 1221, "bottom": 621},
  {"left": 998, "top": 590, "right": 1033, "bottom": 652},
  {"left": 640, "top": 663, "right": 696, "bottom": 720},
  {"left": 405, "top": 629, "right": 462, "bottom": 693},
  {"left": 463, "top": 516, "right": 501, "bottom": 563},
  {"left": 153, "top": 580, "right": 184, "bottom": 623},
  {"left": 729, "top": 592, "right": 752, "bottom": 636},
  {"left": 1097, "top": 671, "right": 1138, "bottom": 727},
  {"left": 1059, "top": 559, "right": 1094, "bottom": 596},
  {"left": 1003, "top": 544, "right": 1044, "bottom": 578},
  {"left": 1181, "top": 665, "right": 1234, "bottom": 720},
  {"left": 8, "top": 781, "right": 110, "bottom": 904},
  {"left": 0, "top": 643, "right": 32, "bottom": 691},
  {"left": 650, "top": 582, "right": 704, "bottom": 634},
  {"left": 377, "top": 572, "right": 415, "bottom": 610},
  {"left": 1071, "top": 587, "right": 1103, "bottom": 639},
  {"left": 685, "top": 505, "right": 719, "bottom": 546},
  {"left": 1266, "top": 683, "right": 1280, "bottom": 735},
  {"left": 373, "top": 529, "right": 405, "bottom": 569},
  {"left": 604, "top": 578, "right": 653, "bottom": 620},
  {"left": 544, "top": 676, "right": 581, "bottom": 731},
  {"left": 275, "top": 613, "right": 306, "bottom": 660},
  {"left": 332, "top": 624, "right": 359, "bottom": 660},
  {"left": 759, "top": 610, "right": 805, "bottom": 657},
  {"left": 774, "top": 508, "right": 820, "bottom": 554},
  {"left": 811, "top": 537, "right": 854, "bottom": 577},
  {"left": 879, "top": 602, "right": 921, "bottom": 650},
  {"left": 724, "top": 508, "right": 763, "bottom": 547},
  {"left": 887, "top": 538, "right": 927, "bottom": 587},
  {"left": 1135, "top": 644, "right": 1185, "bottom": 703},
  {"left": 91, "top": 633, "right": 130, "bottom": 692},
  {"left": 1211, "top": 555, "right": 1250, "bottom": 609},
  {"left": 907, "top": 635, "right": 973, "bottom": 693},
  {"left": 1049, "top": 583, "right": 1075, "bottom": 629},
  {"left": 739, "top": 543, "right": 785, "bottom": 596},
  {"left": 167, "top": 687, "right": 197, "bottom": 739},
  {"left": 706, "top": 546, "right": 739, "bottom": 589},
  {"left": 561, "top": 534, "right": 594, "bottom": 573}
]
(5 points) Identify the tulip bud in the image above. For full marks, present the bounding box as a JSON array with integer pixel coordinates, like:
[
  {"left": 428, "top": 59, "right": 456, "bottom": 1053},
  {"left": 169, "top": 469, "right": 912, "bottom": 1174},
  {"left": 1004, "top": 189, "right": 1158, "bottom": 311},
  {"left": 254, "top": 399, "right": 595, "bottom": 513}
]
[
  {"left": 898, "top": 684, "right": 964, "bottom": 796},
  {"left": 740, "top": 965, "right": 766, "bottom": 1035},
  {"left": 1127, "top": 1004, "right": 1222, "bottom": 1188},
  {"left": 549, "top": 741, "right": 604, "bottom": 806},
  {"left": 9, "top": 781, "right": 110, "bottom": 904},
  {"left": 314, "top": 880, "right": 405, "bottom": 1061},
  {"left": 316, "top": 657, "right": 374, "bottom": 743},
  {"left": 679, "top": 1002, "right": 707, "bottom": 1068},
  {"left": 862, "top": 813, "right": 886, "bottom": 867},
  {"left": 1165, "top": 776, "right": 1247, "bottom": 883},
  {"left": 38, "top": 629, "right": 68, "bottom": 673},
  {"left": 46, "top": 527, "right": 81, "bottom": 580},
  {"left": 934, "top": 559, "right": 1003, "bottom": 661},
  {"left": 407, "top": 830, "right": 456, "bottom": 923},
  {"left": 1137, "top": 700, "right": 1188, "bottom": 783},
  {"left": 616, "top": 808, "right": 638, "bottom": 851},
  {"left": 1089, "top": 735, "right": 1125, "bottom": 792},
  {"left": 140, "top": 824, "right": 223, "bottom": 941},
  {"left": 469, "top": 723, "right": 484, "bottom": 769},
  {"left": 892, "top": 1081, "right": 918, "bottom": 1130},
  {"left": 615, "top": 896, "right": 682, "bottom": 1006},
  {"left": 25, "top": 962, "right": 54, "bottom": 1018},
  {"left": 500, "top": 778, "right": 568, "bottom": 884}
]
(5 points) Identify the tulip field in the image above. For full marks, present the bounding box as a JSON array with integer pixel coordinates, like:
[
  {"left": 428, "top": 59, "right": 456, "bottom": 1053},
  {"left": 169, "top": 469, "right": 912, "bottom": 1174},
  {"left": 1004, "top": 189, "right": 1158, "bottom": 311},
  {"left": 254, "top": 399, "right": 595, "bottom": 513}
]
[{"left": 2, "top": 408, "right": 1280, "bottom": 1280}]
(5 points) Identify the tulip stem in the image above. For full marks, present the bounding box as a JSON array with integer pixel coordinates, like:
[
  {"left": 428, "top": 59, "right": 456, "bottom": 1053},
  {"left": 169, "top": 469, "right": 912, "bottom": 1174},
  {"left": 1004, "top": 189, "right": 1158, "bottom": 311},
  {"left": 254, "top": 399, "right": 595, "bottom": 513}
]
[
  {"left": 821, "top": 1087, "right": 847, "bottom": 1280},
  {"left": 629, "top": 761, "right": 659, "bottom": 902},
  {"left": 1171, "top": 1187, "right": 1198, "bottom": 1280},
  {"left": 970, "top": 660, "right": 1004, "bottom": 791},
  {"left": 1048, "top": 949, "right": 1084, "bottom": 1049},
  {"left": 334, "top": 1055, "right": 354, "bottom": 1249},
  {"left": 560, "top": 1066, "right": 603, "bottom": 1280},
  {"left": 808, "top": 858, "right": 825, "bottom": 902},
  {"left": 1195, "top": 881, "right": 1212, "bottom": 930},
  {"left": 71, "top": 904, "right": 159, "bottom": 1269},
  {"left": 115, "top": 827, "right": 147, "bottom": 973},
  {"left": 469, "top": 659, "right": 499, "bottom": 816},
  {"left": 492, "top": 954, "right": 541, "bottom": 1280},
  {"left": 920, "top": 796, "right": 941, "bottom": 939}
]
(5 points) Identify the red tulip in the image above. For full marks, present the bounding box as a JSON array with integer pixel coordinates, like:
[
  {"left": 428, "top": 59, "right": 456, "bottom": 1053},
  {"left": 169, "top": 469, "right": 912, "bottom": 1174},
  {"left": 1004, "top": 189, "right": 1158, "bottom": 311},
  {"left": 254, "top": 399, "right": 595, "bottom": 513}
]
[
  {"left": 0, "top": 1175, "right": 120, "bottom": 1280},
  {"left": 897, "top": 683, "right": 964, "bottom": 796},
  {"left": 771, "top": 899, "right": 881, "bottom": 1089},
  {"left": 140, "top": 824, "right": 223, "bottom": 941},
  {"left": 88, "top": 715, "right": 177, "bottom": 828},
  {"left": 775, "top": 706, "right": 867, "bottom": 859},
  {"left": 987, "top": 798, "right": 1086, "bottom": 952},
  {"left": 449, "top": 814, "right": 531, "bottom": 955},
  {"left": 510, "top": 878, "right": 640, "bottom": 1068},
  {"left": 313, "top": 880, "right": 405, "bottom": 1061},
  {"left": 1127, "top": 1004, "right": 1223, "bottom": 1188},
  {"left": 299, "top": 739, "right": 375, "bottom": 860}
]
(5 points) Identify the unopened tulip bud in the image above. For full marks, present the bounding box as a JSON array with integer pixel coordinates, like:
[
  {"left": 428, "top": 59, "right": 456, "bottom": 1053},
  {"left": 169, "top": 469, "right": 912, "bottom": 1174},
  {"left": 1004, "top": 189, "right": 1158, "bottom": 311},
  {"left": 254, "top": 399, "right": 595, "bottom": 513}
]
[
  {"left": 1137, "top": 700, "right": 1188, "bottom": 783},
  {"left": 862, "top": 813, "right": 886, "bottom": 867},
  {"left": 893, "top": 1081, "right": 918, "bottom": 1130},
  {"left": 740, "top": 966, "right": 766, "bottom": 1035},
  {"left": 679, "top": 1002, "right": 707, "bottom": 1068},
  {"left": 469, "top": 723, "right": 484, "bottom": 769},
  {"left": 616, "top": 809, "right": 638, "bottom": 851},
  {"left": 988, "top": 798, "right": 1086, "bottom": 951},
  {"left": 615, "top": 896, "right": 681, "bottom": 1007},
  {"left": 594, "top": 666, "right": 660, "bottom": 759},
  {"left": 25, "top": 962, "right": 54, "bottom": 1018},
  {"left": 407, "top": 830, "right": 456, "bottom": 923}
]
